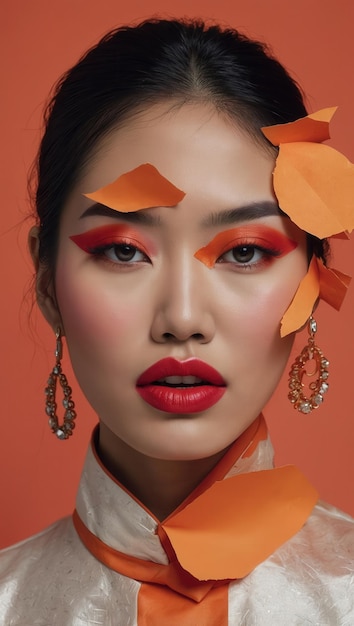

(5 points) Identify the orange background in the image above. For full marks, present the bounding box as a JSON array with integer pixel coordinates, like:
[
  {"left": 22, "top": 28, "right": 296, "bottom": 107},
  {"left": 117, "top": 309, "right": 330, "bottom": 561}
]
[{"left": 1, "top": 0, "right": 353, "bottom": 549}]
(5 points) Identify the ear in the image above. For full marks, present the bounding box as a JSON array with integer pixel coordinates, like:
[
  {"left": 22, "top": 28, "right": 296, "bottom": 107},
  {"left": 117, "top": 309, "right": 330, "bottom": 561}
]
[{"left": 28, "top": 226, "right": 63, "bottom": 333}]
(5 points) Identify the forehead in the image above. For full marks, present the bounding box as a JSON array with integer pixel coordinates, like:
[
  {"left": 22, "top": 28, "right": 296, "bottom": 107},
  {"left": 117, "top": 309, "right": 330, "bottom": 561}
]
[{"left": 73, "top": 102, "right": 276, "bottom": 214}]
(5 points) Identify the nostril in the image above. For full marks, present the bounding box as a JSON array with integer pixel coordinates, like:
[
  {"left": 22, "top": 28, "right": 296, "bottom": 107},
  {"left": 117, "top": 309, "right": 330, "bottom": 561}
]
[
  {"left": 162, "top": 333, "right": 175, "bottom": 340},
  {"left": 161, "top": 332, "right": 205, "bottom": 342},
  {"left": 151, "top": 310, "right": 215, "bottom": 345}
]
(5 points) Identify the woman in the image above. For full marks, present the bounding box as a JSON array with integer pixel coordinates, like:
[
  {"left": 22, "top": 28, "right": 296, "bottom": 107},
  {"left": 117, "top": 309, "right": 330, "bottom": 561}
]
[{"left": 0, "top": 19, "right": 353, "bottom": 625}]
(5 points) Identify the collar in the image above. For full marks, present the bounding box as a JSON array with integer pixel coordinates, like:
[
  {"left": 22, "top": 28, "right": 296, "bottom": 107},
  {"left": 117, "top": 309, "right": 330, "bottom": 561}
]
[{"left": 73, "top": 415, "right": 318, "bottom": 598}]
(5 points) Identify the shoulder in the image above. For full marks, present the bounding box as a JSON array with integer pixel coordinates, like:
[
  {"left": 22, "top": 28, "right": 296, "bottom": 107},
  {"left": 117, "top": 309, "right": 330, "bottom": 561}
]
[
  {"left": 0, "top": 516, "right": 76, "bottom": 571},
  {"left": 0, "top": 516, "right": 137, "bottom": 625},
  {"left": 229, "top": 501, "right": 354, "bottom": 624},
  {"left": 0, "top": 517, "right": 84, "bottom": 624},
  {"left": 271, "top": 501, "right": 354, "bottom": 619},
  {"left": 306, "top": 499, "right": 354, "bottom": 552},
  {"left": 0, "top": 516, "right": 84, "bottom": 586},
  {"left": 280, "top": 499, "right": 354, "bottom": 576}
]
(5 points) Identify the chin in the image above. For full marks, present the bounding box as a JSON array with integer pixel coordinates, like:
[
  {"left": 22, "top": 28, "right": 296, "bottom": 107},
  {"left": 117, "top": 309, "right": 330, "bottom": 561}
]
[{"left": 137, "top": 428, "right": 236, "bottom": 462}]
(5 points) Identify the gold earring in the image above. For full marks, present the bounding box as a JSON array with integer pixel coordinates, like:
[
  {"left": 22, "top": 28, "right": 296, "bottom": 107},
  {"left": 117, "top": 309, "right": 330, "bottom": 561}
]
[
  {"left": 45, "top": 328, "right": 76, "bottom": 439},
  {"left": 288, "top": 316, "right": 329, "bottom": 414}
]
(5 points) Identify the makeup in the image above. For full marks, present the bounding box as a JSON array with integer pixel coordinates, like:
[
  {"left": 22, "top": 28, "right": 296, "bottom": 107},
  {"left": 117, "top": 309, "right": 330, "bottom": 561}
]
[
  {"left": 54, "top": 102, "right": 310, "bottom": 463},
  {"left": 83, "top": 163, "right": 185, "bottom": 213},
  {"left": 69, "top": 224, "right": 156, "bottom": 258},
  {"left": 194, "top": 225, "right": 298, "bottom": 268},
  {"left": 136, "top": 357, "right": 226, "bottom": 414}
]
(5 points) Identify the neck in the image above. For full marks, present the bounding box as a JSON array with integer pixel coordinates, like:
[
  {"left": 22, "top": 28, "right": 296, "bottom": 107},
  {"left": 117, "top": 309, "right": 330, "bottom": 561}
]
[{"left": 97, "top": 423, "right": 228, "bottom": 521}]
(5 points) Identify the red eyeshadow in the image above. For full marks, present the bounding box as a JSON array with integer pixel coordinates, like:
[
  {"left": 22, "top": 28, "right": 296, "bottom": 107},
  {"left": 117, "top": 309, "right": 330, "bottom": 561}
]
[
  {"left": 70, "top": 224, "right": 156, "bottom": 256},
  {"left": 194, "top": 226, "right": 298, "bottom": 268}
]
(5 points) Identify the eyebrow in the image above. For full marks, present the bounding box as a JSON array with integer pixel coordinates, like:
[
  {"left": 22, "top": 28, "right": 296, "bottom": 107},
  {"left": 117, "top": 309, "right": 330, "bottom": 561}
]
[
  {"left": 202, "top": 201, "right": 283, "bottom": 226},
  {"left": 80, "top": 203, "right": 161, "bottom": 225},
  {"left": 80, "top": 200, "right": 283, "bottom": 226}
]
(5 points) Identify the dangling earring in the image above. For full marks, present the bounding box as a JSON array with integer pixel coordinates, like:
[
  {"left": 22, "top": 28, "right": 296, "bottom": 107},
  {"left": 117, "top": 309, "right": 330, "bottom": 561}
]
[
  {"left": 45, "top": 328, "right": 76, "bottom": 439},
  {"left": 288, "top": 316, "right": 329, "bottom": 414}
]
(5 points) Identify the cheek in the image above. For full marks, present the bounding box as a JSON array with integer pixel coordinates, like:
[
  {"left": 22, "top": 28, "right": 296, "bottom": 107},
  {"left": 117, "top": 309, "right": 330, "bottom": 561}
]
[
  {"left": 219, "top": 257, "right": 307, "bottom": 358},
  {"left": 254, "top": 250, "right": 309, "bottom": 335},
  {"left": 55, "top": 263, "right": 143, "bottom": 350},
  {"left": 220, "top": 278, "right": 296, "bottom": 334}
]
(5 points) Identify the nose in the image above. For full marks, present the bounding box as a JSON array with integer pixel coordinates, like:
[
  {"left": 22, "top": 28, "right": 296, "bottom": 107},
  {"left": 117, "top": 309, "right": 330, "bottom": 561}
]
[{"left": 150, "top": 253, "right": 216, "bottom": 344}]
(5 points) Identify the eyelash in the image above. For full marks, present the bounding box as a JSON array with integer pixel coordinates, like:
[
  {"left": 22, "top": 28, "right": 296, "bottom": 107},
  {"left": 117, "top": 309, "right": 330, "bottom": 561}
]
[
  {"left": 88, "top": 238, "right": 151, "bottom": 267},
  {"left": 83, "top": 237, "right": 281, "bottom": 271},
  {"left": 216, "top": 241, "right": 281, "bottom": 270}
]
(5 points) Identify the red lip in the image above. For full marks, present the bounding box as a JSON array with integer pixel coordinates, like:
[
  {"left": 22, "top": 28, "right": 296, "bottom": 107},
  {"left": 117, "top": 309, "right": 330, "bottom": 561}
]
[{"left": 136, "top": 357, "right": 226, "bottom": 414}]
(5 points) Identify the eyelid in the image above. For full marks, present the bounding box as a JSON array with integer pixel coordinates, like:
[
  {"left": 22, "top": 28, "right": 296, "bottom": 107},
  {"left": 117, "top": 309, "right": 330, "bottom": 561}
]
[
  {"left": 69, "top": 224, "right": 155, "bottom": 256},
  {"left": 194, "top": 226, "right": 298, "bottom": 268}
]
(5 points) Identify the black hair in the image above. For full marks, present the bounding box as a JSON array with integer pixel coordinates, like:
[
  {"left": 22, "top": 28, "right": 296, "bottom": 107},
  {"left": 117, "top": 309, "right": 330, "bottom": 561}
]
[{"left": 31, "top": 18, "right": 326, "bottom": 273}]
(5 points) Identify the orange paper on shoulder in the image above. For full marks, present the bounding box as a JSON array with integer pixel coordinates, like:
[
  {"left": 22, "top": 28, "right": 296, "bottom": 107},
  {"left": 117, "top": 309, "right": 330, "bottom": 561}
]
[
  {"left": 161, "top": 466, "right": 318, "bottom": 581},
  {"left": 84, "top": 163, "right": 185, "bottom": 212}
]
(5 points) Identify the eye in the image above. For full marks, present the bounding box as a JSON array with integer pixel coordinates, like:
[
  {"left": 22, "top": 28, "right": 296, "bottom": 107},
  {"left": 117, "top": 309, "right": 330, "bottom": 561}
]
[
  {"left": 223, "top": 245, "right": 262, "bottom": 264},
  {"left": 103, "top": 243, "right": 148, "bottom": 264},
  {"left": 218, "top": 244, "right": 275, "bottom": 268},
  {"left": 194, "top": 226, "right": 298, "bottom": 270}
]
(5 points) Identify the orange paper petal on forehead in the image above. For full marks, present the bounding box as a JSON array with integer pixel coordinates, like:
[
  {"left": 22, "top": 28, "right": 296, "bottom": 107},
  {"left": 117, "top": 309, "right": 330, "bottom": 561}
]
[
  {"left": 261, "top": 107, "right": 337, "bottom": 145},
  {"left": 280, "top": 256, "right": 351, "bottom": 336},
  {"left": 270, "top": 142, "right": 354, "bottom": 238},
  {"left": 83, "top": 163, "right": 185, "bottom": 212}
]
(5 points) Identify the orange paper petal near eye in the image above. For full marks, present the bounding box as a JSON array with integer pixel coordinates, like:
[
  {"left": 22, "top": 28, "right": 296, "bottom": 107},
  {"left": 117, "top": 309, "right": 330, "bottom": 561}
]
[
  {"left": 84, "top": 163, "right": 185, "bottom": 212},
  {"left": 161, "top": 466, "right": 318, "bottom": 581},
  {"left": 271, "top": 142, "right": 354, "bottom": 238},
  {"left": 261, "top": 107, "right": 337, "bottom": 145},
  {"left": 194, "top": 240, "right": 220, "bottom": 268},
  {"left": 280, "top": 256, "right": 351, "bottom": 336},
  {"left": 280, "top": 256, "right": 320, "bottom": 337},
  {"left": 318, "top": 263, "right": 351, "bottom": 310}
]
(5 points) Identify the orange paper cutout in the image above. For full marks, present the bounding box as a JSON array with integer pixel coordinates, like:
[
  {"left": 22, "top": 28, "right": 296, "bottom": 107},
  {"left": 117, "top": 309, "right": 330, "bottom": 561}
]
[
  {"left": 262, "top": 107, "right": 336, "bottom": 145},
  {"left": 262, "top": 108, "right": 354, "bottom": 238},
  {"left": 161, "top": 466, "right": 318, "bottom": 581},
  {"left": 280, "top": 257, "right": 319, "bottom": 337},
  {"left": 270, "top": 142, "right": 354, "bottom": 239},
  {"left": 84, "top": 163, "right": 185, "bottom": 212},
  {"left": 280, "top": 255, "right": 351, "bottom": 336},
  {"left": 319, "top": 265, "right": 351, "bottom": 309},
  {"left": 261, "top": 108, "right": 353, "bottom": 329}
]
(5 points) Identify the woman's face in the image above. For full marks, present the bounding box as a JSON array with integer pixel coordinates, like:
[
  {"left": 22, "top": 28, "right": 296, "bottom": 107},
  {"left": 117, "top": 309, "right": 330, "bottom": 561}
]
[{"left": 54, "top": 103, "right": 308, "bottom": 461}]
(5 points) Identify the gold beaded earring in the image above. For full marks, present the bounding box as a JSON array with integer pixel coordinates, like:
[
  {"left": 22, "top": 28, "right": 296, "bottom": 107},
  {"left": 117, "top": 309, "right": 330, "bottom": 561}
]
[
  {"left": 288, "top": 316, "right": 329, "bottom": 414},
  {"left": 45, "top": 328, "right": 77, "bottom": 439}
]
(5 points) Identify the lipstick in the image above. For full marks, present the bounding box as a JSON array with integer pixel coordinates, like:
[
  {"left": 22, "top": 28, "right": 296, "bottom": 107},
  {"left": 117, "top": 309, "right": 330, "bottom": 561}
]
[{"left": 136, "top": 357, "right": 226, "bottom": 414}]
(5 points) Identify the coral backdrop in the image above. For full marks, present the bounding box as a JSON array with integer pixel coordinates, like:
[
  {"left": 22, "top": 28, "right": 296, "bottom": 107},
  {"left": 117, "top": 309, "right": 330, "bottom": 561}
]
[{"left": 1, "top": 0, "right": 353, "bottom": 548}]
